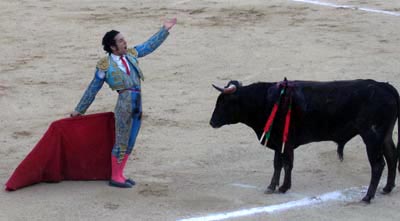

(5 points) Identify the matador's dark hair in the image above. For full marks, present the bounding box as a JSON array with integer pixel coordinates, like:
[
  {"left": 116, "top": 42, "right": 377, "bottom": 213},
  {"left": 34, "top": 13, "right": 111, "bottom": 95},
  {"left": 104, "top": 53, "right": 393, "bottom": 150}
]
[{"left": 102, "top": 30, "right": 120, "bottom": 54}]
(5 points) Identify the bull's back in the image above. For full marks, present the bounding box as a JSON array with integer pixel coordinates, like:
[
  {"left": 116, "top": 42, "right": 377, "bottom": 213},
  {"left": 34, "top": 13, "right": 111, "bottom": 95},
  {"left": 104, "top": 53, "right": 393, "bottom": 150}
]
[
  {"left": 295, "top": 79, "right": 377, "bottom": 113},
  {"left": 291, "top": 79, "right": 397, "bottom": 144}
]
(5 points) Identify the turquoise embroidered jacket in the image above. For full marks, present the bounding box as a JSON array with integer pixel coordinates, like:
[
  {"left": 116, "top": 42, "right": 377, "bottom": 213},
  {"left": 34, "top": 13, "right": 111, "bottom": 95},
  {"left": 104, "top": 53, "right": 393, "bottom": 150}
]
[{"left": 75, "top": 27, "right": 169, "bottom": 114}]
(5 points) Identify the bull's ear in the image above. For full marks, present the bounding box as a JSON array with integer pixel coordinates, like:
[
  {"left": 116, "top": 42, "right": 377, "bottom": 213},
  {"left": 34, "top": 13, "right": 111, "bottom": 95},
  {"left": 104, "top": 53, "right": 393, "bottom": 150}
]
[{"left": 227, "top": 80, "right": 242, "bottom": 88}]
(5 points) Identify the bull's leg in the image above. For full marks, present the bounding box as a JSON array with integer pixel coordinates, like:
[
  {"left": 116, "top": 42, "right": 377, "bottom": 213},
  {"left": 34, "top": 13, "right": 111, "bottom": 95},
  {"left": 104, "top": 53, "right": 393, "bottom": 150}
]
[
  {"left": 361, "top": 133, "right": 386, "bottom": 203},
  {"left": 279, "top": 148, "right": 294, "bottom": 193},
  {"left": 382, "top": 138, "right": 397, "bottom": 194},
  {"left": 265, "top": 150, "right": 282, "bottom": 194},
  {"left": 363, "top": 152, "right": 385, "bottom": 203}
]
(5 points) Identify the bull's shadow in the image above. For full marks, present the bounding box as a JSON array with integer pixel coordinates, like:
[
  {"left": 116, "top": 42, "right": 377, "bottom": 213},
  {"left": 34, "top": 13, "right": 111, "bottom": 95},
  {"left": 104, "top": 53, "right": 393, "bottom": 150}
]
[{"left": 210, "top": 79, "right": 400, "bottom": 203}]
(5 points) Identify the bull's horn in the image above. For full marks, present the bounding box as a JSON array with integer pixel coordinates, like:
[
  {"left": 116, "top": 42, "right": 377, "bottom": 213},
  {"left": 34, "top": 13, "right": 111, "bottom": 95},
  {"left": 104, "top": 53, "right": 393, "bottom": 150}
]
[
  {"left": 212, "top": 84, "right": 237, "bottom": 94},
  {"left": 223, "top": 84, "right": 237, "bottom": 94},
  {"left": 212, "top": 84, "right": 225, "bottom": 93},
  {"left": 212, "top": 84, "right": 236, "bottom": 94}
]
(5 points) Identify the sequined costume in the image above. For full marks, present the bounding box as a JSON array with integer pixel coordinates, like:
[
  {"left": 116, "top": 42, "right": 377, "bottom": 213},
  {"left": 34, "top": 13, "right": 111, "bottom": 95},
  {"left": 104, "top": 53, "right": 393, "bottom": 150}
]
[{"left": 74, "top": 27, "right": 169, "bottom": 162}]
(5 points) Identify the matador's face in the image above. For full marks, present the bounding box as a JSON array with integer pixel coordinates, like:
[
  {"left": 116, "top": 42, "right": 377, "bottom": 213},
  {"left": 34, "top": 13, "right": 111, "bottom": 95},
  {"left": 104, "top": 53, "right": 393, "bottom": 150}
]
[{"left": 111, "top": 33, "right": 128, "bottom": 56}]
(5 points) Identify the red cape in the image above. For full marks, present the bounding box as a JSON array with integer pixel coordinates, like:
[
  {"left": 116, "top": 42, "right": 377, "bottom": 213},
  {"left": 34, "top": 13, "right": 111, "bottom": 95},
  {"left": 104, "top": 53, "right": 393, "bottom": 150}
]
[{"left": 5, "top": 112, "right": 115, "bottom": 191}]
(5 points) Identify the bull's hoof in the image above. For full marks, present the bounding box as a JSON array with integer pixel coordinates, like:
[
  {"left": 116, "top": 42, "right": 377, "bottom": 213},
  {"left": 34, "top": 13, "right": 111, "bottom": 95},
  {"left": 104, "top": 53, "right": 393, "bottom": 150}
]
[
  {"left": 381, "top": 185, "right": 394, "bottom": 194},
  {"left": 278, "top": 186, "right": 289, "bottom": 193},
  {"left": 361, "top": 195, "right": 373, "bottom": 204},
  {"left": 264, "top": 187, "right": 275, "bottom": 194}
]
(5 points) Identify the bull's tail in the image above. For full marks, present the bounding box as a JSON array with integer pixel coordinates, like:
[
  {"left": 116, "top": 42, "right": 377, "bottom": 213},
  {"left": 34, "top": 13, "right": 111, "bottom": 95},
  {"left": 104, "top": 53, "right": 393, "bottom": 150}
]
[
  {"left": 395, "top": 89, "right": 400, "bottom": 173},
  {"left": 393, "top": 85, "right": 400, "bottom": 173},
  {"left": 381, "top": 82, "right": 400, "bottom": 172},
  {"left": 390, "top": 83, "right": 400, "bottom": 173},
  {"left": 397, "top": 92, "right": 400, "bottom": 173},
  {"left": 396, "top": 91, "right": 400, "bottom": 173}
]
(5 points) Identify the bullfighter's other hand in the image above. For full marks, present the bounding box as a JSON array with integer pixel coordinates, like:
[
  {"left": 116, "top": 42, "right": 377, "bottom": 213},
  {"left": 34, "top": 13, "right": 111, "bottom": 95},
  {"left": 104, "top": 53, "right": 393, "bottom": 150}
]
[{"left": 163, "top": 17, "right": 177, "bottom": 31}]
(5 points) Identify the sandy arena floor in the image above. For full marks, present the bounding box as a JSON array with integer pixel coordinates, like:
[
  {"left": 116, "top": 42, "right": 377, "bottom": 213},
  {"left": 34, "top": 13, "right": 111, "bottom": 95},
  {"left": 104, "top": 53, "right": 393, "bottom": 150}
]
[{"left": 1, "top": 0, "right": 400, "bottom": 220}]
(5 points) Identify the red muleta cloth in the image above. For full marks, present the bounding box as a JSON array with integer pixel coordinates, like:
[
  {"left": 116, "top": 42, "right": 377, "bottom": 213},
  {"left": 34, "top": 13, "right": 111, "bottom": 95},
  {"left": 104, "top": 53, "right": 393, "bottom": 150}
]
[{"left": 5, "top": 112, "right": 115, "bottom": 191}]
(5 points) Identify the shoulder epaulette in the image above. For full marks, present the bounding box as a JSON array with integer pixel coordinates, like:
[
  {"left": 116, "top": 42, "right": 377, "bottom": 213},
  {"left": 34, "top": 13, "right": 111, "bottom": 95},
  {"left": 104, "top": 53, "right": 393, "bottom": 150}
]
[
  {"left": 97, "top": 57, "right": 109, "bottom": 71},
  {"left": 127, "top": 48, "right": 138, "bottom": 57}
]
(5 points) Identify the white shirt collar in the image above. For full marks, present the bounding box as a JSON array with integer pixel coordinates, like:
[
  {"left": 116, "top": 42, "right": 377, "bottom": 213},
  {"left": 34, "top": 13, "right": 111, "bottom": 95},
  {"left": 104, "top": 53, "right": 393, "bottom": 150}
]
[
  {"left": 110, "top": 53, "right": 131, "bottom": 73},
  {"left": 110, "top": 53, "right": 124, "bottom": 62}
]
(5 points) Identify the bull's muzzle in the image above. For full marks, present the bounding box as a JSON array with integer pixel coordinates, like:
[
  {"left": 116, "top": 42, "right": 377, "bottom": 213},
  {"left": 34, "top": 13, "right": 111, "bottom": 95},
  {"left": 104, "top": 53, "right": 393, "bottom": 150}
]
[{"left": 209, "top": 119, "right": 220, "bottom": 128}]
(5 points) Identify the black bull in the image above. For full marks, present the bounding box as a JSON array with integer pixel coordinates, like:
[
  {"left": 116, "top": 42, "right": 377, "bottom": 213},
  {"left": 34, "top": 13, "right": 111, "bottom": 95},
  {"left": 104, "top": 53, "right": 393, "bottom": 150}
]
[{"left": 210, "top": 79, "right": 400, "bottom": 203}]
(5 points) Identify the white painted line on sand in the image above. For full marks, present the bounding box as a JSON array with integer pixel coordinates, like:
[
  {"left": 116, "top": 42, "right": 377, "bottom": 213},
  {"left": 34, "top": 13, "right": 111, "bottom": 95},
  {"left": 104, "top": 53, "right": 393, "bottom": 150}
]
[
  {"left": 230, "top": 183, "right": 259, "bottom": 189},
  {"left": 291, "top": 0, "right": 400, "bottom": 17},
  {"left": 176, "top": 0, "right": 192, "bottom": 4},
  {"left": 177, "top": 186, "right": 367, "bottom": 221}
]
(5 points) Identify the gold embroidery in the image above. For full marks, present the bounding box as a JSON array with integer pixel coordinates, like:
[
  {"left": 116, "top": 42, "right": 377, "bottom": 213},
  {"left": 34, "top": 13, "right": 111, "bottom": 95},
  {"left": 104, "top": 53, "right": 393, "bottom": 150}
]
[
  {"left": 97, "top": 57, "right": 109, "bottom": 71},
  {"left": 127, "top": 48, "right": 138, "bottom": 57},
  {"left": 111, "top": 72, "right": 122, "bottom": 82}
]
